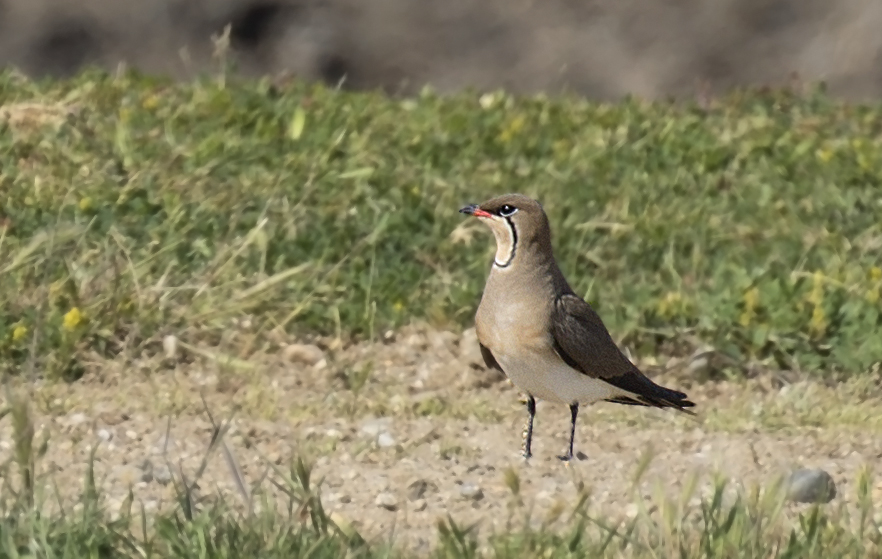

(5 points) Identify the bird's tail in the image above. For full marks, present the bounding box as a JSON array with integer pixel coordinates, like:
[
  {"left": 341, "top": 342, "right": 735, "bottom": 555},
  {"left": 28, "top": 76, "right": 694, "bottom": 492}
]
[{"left": 605, "top": 384, "right": 696, "bottom": 415}]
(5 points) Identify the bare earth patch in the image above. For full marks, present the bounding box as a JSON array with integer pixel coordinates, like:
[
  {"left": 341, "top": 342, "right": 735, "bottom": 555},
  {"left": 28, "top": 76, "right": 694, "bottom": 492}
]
[{"left": 4, "top": 325, "right": 882, "bottom": 551}]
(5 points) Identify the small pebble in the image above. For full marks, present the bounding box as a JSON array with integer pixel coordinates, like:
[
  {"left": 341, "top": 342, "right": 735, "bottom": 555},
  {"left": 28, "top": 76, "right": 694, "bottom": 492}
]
[
  {"left": 412, "top": 499, "right": 427, "bottom": 512},
  {"left": 786, "top": 469, "right": 836, "bottom": 504},
  {"left": 153, "top": 464, "right": 173, "bottom": 485},
  {"left": 267, "top": 452, "right": 283, "bottom": 465},
  {"left": 405, "top": 333, "right": 427, "bottom": 349},
  {"left": 163, "top": 335, "right": 178, "bottom": 359},
  {"left": 377, "top": 432, "right": 396, "bottom": 448},
  {"left": 459, "top": 482, "right": 484, "bottom": 501},
  {"left": 375, "top": 492, "right": 398, "bottom": 511},
  {"left": 68, "top": 413, "right": 88, "bottom": 426},
  {"left": 97, "top": 429, "right": 112, "bottom": 442},
  {"left": 139, "top": 459, "right": 154, "bottom": 483},
  {"left": 687, "top": 356, "right": 709, "bottom": 376},
  {"left": 283, "top": 344, "right": 325, "bottom": 366},
  {"left": 408, "top": 480, "right": 429, "bottom": 501},
  {"left": 360, "top": 418, "right": 392, "bottom": 437}
]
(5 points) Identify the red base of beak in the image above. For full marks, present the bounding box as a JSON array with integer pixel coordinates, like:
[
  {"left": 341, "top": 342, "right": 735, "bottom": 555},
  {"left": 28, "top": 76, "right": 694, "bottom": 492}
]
[{"left": 459, "top": 205, "right": 493, "bottom": 218}]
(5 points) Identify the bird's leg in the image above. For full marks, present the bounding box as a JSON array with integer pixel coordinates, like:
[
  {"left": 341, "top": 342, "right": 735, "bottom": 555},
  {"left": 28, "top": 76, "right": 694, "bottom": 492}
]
[
  {"left": 558, "top": 403, "right": 579, "bottom": 462},
  {"left": 522, "top": 395, "right": 536, "bottom": 459}
]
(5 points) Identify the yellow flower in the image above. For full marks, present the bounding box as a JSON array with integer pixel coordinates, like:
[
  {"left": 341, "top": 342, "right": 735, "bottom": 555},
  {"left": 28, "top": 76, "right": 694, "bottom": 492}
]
[
  {"left": 142, "top": 95, "right": 159, "bottom": 110},
  {"left": 78, "top": 197, "right": 93, "bottom": 212},
  {"left": 392, "top": 301, "right": 405, "bottom": 313},
  {"left": 11, "top": 325, "right": 27, "bottom": 342},
  {"left": 743, "top": 287, "right": 759, "bottom": 311},
  {"left": 63, "top": 307, "right": 83, "bottom": 331},
  {"left": 498, "top": 116, "right": 525, "bottom": 143},
  {"left": 738, "top": 287, "right": 761, "bottom": 326},
  {"left": 807, "top": 270, "right": 825, "bottom": 306},
  {"left": 809, "top": 306, "right": 827, "bottom": 337},
  {"left": 657, "top": 291, "right": 682, "bottom": 318},
  {"left": 815, "top": 147, "right": 833, "bottom": 163},
  {"left": 870, "top": 266, "right": 882, "bottom": 282}
]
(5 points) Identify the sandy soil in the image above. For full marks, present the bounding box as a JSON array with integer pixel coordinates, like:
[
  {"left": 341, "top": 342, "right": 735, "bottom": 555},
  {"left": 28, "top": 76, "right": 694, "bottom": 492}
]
[{"left": 2, "top": 324, "right": 881, "bottom": 550}]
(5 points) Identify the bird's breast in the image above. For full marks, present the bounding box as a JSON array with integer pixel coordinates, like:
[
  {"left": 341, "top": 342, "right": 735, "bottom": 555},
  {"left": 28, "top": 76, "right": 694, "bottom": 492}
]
[{"left": 476, "top": 295, "right": 545, "bottom": 355}]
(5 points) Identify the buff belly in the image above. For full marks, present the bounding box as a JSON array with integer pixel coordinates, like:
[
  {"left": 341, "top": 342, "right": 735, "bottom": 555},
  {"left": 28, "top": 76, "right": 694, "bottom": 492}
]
[{"left": 496, "top": 349, "right": 628, "bottom": 405}]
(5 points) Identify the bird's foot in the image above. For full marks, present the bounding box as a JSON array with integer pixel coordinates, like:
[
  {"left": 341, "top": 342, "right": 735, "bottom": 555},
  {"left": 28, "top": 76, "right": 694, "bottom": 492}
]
[{"left": 557, "top": 453, "right": 573, "bottom": 463}]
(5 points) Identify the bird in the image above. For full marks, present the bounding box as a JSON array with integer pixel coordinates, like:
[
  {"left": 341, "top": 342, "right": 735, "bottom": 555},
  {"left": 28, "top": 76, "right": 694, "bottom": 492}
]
[{"left": 459, "top": 193, "right": 696, "bottom": 462}]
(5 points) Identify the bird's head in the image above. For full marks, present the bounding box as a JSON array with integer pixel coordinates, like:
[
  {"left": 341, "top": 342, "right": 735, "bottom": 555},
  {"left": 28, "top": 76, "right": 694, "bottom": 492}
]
[{"left": 459, "top": 193, "right": 551, "bottom": 268}]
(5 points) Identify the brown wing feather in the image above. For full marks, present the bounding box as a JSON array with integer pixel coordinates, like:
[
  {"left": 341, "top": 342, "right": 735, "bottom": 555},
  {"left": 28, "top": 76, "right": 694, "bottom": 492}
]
[{"left": 551, "top": 294, "right": 695, "bottom": 413}]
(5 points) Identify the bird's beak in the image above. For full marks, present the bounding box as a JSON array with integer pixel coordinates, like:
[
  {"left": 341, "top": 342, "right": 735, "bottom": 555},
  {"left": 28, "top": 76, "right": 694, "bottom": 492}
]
[{"left": 459, "top": 204, "right": 493, "bottom": 218}]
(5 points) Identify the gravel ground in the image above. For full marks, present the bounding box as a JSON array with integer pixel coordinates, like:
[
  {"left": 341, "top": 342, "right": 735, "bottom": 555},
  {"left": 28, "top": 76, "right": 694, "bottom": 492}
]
[{"left": 3, "top": 325, "right": 882, "bottom": 549}]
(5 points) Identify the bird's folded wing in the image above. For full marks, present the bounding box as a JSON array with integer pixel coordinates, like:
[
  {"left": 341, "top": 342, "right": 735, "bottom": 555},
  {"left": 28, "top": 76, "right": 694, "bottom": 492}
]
[
  {"left": 551, "top": 294, "right": 637, "bottom": 379},
  {"left": 551, "top": 293, "right": 693, "bottom": 410}
]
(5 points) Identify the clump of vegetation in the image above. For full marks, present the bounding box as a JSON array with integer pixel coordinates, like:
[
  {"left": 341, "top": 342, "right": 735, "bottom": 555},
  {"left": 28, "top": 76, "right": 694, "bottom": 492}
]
[{"left": 0, "top": 70, "right": 881, "bottom": 378}]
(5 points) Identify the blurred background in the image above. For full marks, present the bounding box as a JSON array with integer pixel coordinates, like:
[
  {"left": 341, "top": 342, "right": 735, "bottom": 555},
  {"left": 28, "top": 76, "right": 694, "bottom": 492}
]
[{"left": 1, "top": 0, "right": 880, "bottom": 100}]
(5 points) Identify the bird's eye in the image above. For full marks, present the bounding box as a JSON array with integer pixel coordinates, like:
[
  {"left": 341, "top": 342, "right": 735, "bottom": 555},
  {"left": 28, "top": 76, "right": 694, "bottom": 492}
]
[{"left": 498, "top": 204, "right": 518, "bottom": 217}]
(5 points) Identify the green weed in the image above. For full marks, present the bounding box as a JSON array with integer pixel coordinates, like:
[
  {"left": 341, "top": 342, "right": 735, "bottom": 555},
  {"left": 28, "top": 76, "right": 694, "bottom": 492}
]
[
  {"left": 2, "top": 73, "right": 881, "bottom": 377},
  {"left": 1, "top": 72, "right": 882, "bottom": 375}
]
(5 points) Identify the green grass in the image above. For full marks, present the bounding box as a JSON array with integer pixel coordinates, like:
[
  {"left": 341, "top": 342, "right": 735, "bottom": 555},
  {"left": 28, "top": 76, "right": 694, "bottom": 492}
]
[
  {"left": 1, "top": 69, "right": 881, "bottom": 379},
  {"left": 5, "top": 490, "right": 879, "bottom": 559}
]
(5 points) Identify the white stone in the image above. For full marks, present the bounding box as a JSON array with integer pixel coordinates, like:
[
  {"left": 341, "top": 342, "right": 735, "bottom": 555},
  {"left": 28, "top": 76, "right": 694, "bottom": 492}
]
[
  {"left": 163, "top": 335, "right": 178, "bottom": 359},
  {"left": 375, "top": 492, "right": 398, "bottom": 511},
  {"left": 282, "top": 344, "right": 325, "bottom": 365},
  {"left": 377, "top": 432, "right": 396, "bottom": 448}
]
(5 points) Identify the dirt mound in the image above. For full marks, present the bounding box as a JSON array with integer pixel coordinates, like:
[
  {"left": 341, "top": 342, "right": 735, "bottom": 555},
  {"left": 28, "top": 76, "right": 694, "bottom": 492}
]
[{"left": 0, "top": 0, "right": 881, "bottom": 100}]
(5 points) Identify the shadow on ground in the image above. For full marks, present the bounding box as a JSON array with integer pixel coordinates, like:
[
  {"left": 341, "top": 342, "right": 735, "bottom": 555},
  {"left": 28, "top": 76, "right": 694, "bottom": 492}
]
[{"left": 0, "top": 0, "right": 880, "bottom": 100}]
